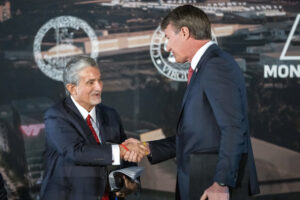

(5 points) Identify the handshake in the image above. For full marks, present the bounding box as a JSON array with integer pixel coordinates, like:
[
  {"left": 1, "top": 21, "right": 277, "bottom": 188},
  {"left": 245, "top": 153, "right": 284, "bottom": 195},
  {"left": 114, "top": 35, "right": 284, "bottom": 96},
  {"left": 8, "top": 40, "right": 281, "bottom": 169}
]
[{"left": 119, "top": 138, "right": 150, "bottom": 163}]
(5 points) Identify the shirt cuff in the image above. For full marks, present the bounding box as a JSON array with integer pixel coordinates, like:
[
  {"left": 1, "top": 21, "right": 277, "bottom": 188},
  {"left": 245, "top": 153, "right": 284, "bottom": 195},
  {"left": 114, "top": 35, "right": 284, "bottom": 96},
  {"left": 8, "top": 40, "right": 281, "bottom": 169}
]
[{"left": 112, "top": 144, "right": 120, "bottom": 165}]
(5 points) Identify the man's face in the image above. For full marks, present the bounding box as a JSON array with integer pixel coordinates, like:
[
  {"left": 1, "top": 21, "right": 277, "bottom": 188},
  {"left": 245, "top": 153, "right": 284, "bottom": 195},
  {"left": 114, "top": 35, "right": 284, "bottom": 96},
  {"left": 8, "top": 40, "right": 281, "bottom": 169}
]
[
  {"left": 164, "top": 24, "right": 188, "bottom": 63},
  {"left": 71, "top": 66, "right": 103, "bottom": 111}
]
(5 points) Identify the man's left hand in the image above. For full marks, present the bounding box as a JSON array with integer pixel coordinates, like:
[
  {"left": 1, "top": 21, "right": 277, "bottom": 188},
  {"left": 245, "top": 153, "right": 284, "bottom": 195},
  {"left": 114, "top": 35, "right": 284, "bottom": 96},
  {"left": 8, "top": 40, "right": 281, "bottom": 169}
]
[
  {"left": 200, "top": 182, "right": 229, "bottom": 200},
  {"left": 115, "top": 175, "right": 138, "bottom": 198}
]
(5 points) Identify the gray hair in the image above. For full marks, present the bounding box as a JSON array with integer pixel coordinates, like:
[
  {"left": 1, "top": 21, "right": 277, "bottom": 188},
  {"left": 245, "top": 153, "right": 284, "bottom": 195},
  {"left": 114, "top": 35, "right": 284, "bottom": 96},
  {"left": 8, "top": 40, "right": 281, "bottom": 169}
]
[{"left": 63, "top": 56, "right": 99, "bottom": 95}]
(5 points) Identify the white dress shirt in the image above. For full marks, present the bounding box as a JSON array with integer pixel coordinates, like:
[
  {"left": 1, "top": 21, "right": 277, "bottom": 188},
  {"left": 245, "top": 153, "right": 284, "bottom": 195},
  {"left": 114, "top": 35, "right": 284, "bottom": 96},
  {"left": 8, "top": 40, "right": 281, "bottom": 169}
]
[
  {"left": 71, "top": 96, "right": 120, "bottom": 165},
  {"left": 190, "top": 41, "right": 215, "bottom": 70}
]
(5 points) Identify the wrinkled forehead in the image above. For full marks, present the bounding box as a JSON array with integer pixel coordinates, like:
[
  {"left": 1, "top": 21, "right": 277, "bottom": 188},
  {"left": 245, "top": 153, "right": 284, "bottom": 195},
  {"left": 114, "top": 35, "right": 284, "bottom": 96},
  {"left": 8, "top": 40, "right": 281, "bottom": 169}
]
[{"left": 78, "top": 66, "right": 101, "bottom": 80}]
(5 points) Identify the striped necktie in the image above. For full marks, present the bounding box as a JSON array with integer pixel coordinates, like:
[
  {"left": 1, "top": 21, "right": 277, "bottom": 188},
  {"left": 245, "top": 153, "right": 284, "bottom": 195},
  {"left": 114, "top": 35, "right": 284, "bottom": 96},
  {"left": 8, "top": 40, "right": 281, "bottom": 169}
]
[{"left": 86, "top": 114, "right": 101, "bottom": 144}]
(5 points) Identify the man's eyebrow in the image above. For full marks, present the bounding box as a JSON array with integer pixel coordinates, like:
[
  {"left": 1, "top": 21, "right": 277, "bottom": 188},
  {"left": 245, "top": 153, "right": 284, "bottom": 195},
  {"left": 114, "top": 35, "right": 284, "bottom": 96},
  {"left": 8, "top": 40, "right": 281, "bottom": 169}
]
[{"left": 86, "top": 78, "right": 96, "bottom": 82}]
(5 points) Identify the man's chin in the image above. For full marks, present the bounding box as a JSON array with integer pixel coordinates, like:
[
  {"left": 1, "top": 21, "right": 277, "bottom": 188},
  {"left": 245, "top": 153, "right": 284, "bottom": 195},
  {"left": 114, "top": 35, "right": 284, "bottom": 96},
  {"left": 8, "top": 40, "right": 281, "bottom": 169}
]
[
  {"left": 91, "top": 98, "right": 101, "bottom": 105},
  {"left": 175, "top": 58, "right": 185, "bottom": 63}
]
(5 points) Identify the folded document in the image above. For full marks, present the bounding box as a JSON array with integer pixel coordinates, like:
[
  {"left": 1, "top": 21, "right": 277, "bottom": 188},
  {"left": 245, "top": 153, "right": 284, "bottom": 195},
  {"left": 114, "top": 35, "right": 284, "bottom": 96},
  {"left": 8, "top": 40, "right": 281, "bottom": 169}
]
[{"left": 108, "top": 166, "right": 144, "bottom": 191}]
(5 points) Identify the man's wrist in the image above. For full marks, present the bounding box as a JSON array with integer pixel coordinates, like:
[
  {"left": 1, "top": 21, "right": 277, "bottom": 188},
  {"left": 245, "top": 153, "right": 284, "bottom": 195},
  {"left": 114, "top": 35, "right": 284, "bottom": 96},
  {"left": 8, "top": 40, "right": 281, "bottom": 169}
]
[
  {"left": 119, "top": 144, "right": 127, "bottom": 158},
  {"left": 142, "top": 142, "right": 150, "bottom": 155}
]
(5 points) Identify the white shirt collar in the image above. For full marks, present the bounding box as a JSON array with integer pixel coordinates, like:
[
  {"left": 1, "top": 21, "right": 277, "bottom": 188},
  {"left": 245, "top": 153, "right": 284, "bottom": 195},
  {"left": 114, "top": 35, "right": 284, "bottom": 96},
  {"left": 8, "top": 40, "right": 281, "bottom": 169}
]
[
  {"left": 70, "top": 96, "right": 97, "bottom": 122},
  {"left": 190, "top": 41, "right": 215, "bottom": 70}
]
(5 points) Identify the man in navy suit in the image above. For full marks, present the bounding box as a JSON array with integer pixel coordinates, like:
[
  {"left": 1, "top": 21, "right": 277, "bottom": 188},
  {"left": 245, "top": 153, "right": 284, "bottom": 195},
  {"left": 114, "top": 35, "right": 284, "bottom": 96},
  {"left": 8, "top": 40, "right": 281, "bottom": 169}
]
[
  {"left": 125, "top": 5, "right": 260, "bottom": 200},
  {"left": 40, "top": 56, "right": 145, "bottom": 200}
]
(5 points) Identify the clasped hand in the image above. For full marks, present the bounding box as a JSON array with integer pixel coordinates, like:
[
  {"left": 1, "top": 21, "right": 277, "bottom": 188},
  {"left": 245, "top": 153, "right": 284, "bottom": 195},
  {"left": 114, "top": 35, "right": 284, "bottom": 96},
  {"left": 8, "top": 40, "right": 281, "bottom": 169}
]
[{"left": 120, "top": 138, "right": 150, "bottom": 162}]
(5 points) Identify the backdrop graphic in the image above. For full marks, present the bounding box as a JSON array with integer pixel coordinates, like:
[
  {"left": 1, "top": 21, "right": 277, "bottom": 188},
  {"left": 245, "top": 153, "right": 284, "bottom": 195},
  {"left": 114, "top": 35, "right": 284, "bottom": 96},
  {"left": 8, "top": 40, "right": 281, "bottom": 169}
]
[{"left": 0, "top": 0, "right": 299, "bottom": 199}]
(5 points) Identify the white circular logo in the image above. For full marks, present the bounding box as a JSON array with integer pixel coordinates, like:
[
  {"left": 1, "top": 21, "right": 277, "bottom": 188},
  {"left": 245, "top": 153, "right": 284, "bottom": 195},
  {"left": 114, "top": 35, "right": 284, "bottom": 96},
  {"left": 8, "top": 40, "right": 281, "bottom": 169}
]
[
  {"left": 33, "top": 16, "right": 99, "bottom": 81},
  {"left": 150, "top": 26, "right": 218, "bottom": 82}
]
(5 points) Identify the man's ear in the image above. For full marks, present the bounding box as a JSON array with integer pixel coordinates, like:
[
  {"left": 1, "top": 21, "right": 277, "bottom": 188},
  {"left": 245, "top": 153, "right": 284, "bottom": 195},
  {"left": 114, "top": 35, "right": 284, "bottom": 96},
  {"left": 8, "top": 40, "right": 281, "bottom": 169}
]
[
  {"left": 66, "top": 83, "right": 77, "bottom": 96},
  {"left": 181, "top": 26, "right": 191, "bottom": 40}
]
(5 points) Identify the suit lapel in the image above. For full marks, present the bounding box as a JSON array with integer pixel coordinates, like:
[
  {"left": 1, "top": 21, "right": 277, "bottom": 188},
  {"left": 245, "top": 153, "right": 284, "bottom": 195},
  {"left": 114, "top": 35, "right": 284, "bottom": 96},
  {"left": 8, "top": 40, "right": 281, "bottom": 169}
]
[
  {"left": 177, "top": 44, "right": 218, "bottom": 131},
  {"left": 181, "top": 44, "right": 218, "bottom": 109},
  {"left": 64, "top": 96, "right": 99, "bottom": 145},
  {"left": 96, "top": 104, "right": 107, "bottom": 144}
]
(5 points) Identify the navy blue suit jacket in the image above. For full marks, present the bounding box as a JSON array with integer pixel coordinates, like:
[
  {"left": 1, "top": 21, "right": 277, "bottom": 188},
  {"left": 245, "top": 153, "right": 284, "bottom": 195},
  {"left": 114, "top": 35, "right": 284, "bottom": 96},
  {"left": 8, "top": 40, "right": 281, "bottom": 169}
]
[
  {"left": 40, "top": 96, "right": 127, "bottom": 200},
  {"left": 149, "top": 44, "right": 259, "bottom": 199}
]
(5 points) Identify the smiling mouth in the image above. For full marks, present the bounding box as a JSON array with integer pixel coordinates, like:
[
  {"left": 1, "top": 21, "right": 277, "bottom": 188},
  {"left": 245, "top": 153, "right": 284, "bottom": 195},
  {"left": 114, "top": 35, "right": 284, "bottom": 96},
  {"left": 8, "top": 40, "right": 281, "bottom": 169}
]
[{"left": 91, "top": 92, "right": 101, "bottom": 97}]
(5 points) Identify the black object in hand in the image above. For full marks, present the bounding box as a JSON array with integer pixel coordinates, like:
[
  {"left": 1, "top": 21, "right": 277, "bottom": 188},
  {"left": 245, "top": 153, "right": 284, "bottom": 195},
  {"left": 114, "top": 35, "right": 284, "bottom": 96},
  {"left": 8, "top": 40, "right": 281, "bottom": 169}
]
[{"left": 114, "top": 172, "right": 125, "bottom": 189}]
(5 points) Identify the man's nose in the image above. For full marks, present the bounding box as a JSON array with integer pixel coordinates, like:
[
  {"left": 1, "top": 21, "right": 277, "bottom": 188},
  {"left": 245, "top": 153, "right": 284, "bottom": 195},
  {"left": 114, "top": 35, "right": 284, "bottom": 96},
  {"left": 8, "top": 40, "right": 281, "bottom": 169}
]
[
  {"left": 166, "top": 43, "right": 171, "bottom": 52},
  {"left": 94, "top": 81, "right": 102, "bottom": 90}
]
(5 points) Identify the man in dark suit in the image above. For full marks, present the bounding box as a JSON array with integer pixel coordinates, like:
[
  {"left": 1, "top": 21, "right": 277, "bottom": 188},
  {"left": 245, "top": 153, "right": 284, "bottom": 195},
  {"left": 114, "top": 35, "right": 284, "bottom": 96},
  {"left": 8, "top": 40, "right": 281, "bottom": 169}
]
[
  {"left": 40, "top": 56, "right": 145, "bottom": 200},
  {"left": 125, "top": 5, "right": 260, "bottom": 200}
]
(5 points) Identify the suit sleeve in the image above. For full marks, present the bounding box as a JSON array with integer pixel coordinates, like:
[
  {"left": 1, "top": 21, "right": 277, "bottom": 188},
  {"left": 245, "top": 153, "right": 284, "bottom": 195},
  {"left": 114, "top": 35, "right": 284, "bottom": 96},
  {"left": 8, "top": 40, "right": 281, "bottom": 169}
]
[
  {"left": 116, "top": 110, "right": 127, "bottom": 144},
  {"left": 203, "top": 59, "right": 247, "bottom": 187},
  {"left": 114, "top": 110, "right": 137, "bottom": 168},
  {"left": 45, "top": 109, "right": 113, "bottom": 166},
  {"left": 148, "top": 136, "right": 176, "bottom": 164}
]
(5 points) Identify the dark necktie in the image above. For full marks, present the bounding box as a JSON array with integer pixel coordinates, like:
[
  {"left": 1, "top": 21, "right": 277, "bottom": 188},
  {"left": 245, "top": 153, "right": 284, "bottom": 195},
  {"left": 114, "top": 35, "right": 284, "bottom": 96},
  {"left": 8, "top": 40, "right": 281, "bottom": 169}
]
[
  {"left": 86, "top": 114, "right": 101, "bottom": 144},
  {"left": 187, "top": 67, "right": 194, "bottom": 85}
]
